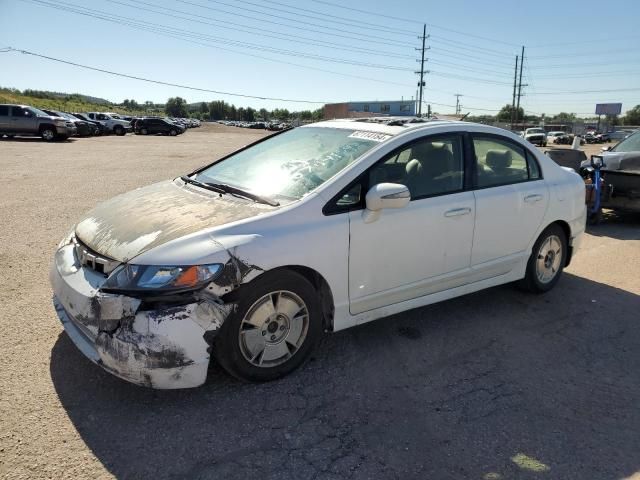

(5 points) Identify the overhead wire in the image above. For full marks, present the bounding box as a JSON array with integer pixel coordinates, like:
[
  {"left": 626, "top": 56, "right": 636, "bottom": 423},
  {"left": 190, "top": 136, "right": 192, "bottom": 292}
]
[{"left": 4, "top": 47, "right": 329, "bottom": 103}]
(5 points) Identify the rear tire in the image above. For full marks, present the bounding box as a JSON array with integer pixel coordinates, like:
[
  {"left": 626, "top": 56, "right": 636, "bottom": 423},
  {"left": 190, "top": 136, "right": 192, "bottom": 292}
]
[
  {"left": 518, "top": 224, "right": 567, "bottom": 293},
  {"left": 140, "top": 128, "right": 148, "bottom": 135},
  {"left": 214, "top": 270, "right": 322, "bottom": 382}
]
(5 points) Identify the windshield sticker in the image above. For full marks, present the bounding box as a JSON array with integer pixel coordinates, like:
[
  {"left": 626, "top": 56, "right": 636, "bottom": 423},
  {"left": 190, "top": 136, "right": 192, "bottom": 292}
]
[{"left": 348, "top": 131, "right": 392, "bottom": 142}]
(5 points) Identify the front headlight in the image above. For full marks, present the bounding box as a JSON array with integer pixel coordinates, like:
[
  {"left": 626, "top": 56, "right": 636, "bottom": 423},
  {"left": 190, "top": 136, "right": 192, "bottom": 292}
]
[
  {"left": 54, "top": 119, "right": 66, "bottom": 126},
  {"left": 101, "top": 264, "right": 223, "bottom": 294}
]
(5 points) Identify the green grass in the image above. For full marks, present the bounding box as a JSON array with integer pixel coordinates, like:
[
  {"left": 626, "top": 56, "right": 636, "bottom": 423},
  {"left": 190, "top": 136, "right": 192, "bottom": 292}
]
[{"left": 0, "top": 88, "right": 156, "bottom": 115}]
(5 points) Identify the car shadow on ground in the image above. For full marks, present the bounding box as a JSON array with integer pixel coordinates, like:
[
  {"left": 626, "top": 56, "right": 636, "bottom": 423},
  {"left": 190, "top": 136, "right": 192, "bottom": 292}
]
[
  {"left": 587, "top": 210, "right": 640, "bottom": 240},
  {"left": 50, "top": 272, "right": 640, "bottom": 480},
  {"left": 0, "top": 136, "right": 77, "bottom": 143}
]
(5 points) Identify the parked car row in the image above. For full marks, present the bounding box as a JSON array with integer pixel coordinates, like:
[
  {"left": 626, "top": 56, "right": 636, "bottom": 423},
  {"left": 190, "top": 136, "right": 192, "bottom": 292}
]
[
  {"left": 0, "top": 104, "right": 203, "bottom": 141},
  {"left": 217, "top": 120, "right": 291, "bottom": 130}
]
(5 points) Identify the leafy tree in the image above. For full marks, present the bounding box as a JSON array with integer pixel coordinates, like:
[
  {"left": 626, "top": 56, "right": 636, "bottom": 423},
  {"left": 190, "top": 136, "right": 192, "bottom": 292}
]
[
  {"left": 259, "top": 108, "right": 269, "bottom": 121},
  {"left": 551, "top": 112, "right": 576, "bottom": 123},
  {"left": 312, "top": 108, "right": 324, "bottom": 121},
  {"left": 496, "top": 104, "right": 524, "bottom": 123},
  {"left": 623, "top": 105, "right": 640, "bottom": 125},
  {"left": 165, "top": 97, "right": 188, "bottom": 117},
  {"left": 271, "top": 108, "right": 290, "bottom": 121}
]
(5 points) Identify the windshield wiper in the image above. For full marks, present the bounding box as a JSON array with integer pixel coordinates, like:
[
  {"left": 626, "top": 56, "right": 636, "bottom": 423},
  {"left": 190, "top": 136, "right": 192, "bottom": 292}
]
[
  {"left": 204, "top": 182, "right": 280, "bottom": 207},
  {"left": 180, "top": 176, "right": 279, "bottom": 207},
  {"left": 180, "top": 175, "right": 226, "bottom": 194}
]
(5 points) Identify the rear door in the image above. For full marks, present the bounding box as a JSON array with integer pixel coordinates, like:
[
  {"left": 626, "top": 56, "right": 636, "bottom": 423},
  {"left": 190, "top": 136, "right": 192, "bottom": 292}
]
[
  {"left": 470, "top": 134, "right": 548, "bottom": 275},
  {"left": 0, "top": 106, "right": 10, "bottom": 132}
]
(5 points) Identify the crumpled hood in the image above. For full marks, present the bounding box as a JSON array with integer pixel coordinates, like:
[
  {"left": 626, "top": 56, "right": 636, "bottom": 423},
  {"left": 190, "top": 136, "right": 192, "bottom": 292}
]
[
  {"left": 75, "top": 179, "right": 273, "bottom": 262},
  {"left": 580, "top": 152, "right": 640, "bottom": 173}
]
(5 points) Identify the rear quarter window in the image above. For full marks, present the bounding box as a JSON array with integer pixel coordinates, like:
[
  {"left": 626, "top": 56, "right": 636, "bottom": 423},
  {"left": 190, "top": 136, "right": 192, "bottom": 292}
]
[{"left": 0, "top": 106, "right": 9, "bottom": 116}]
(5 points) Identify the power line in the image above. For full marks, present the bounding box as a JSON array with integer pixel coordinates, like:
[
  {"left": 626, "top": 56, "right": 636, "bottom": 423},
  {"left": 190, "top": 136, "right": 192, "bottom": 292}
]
[
  {"left": 4, "top": 47, "right": 329, "bottom": 104},
  {"left": 25, "top": 0, "right": 414, "bottom": 72},
  {"left": 104, "top": 0, "right": 415, "bottom": 60},
  {"left": 196, "top": 0, "right": 412, "bottom": 46},
  {"left": 310, "top": 0, "right": 520, "bottom": 46},
  {"left": 234, "top": 0, "right": 413, "bottom": 37}
]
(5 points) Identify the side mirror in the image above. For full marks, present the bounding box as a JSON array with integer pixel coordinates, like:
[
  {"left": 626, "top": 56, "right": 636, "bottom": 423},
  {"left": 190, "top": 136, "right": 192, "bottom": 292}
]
[
  {"left": 363, "top": 183, "right": 410, "bottom": 223},
  {"left": 601, "top": 145, "right": 612, "bottom": 152},
  {"left": 591, "top": 155, "right": 605, "bottom": 169}
]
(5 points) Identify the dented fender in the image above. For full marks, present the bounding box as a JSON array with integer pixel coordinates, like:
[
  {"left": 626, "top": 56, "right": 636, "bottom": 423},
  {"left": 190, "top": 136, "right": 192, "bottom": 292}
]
[{"left": 50, "top": 241, "right": 264, "bottom": 389}]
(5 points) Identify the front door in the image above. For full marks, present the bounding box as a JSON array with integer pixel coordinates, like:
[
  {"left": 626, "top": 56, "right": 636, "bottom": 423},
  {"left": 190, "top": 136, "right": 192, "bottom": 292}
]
[
  {"left": 10, "top": 106, "right": 36, "bottom": 133},
  {"left": 347, "top": 133, "right": 475, "bottom": 315}
]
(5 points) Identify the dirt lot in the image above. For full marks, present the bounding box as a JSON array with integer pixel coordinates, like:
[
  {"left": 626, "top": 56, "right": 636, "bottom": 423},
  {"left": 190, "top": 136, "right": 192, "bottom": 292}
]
[{"left": 1, "top": 124, "right": 639, "bottom": 480}]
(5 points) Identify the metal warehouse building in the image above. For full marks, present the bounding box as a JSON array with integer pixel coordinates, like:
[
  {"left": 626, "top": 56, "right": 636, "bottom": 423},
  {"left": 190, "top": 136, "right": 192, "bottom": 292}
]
[{"left": 324, "top": 100, "right": 416, "bottom": 119}]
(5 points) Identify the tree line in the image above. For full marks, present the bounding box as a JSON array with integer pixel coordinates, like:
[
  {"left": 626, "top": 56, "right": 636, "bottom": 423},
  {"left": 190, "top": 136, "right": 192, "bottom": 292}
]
[
  {"left": 165, "top": 96, "right": 324, "bottom": 122},
  {"left": 469, "top": 104, "right": 640, "bottom": 126}
]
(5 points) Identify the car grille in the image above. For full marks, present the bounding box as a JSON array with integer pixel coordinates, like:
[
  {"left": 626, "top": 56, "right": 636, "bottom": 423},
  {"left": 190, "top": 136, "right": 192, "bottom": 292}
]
[
  {"left": 65, "top": 122, "right": 75, "bottom": 128},
  {"left": 74, "top": 237, "right": 120, "bottom": 276}
]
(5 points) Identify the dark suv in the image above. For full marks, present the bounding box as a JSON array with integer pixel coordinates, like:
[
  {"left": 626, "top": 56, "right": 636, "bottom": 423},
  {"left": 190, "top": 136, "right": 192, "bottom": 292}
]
[{"left": 134, "top": 117, "right": 185, "bottom": 136}]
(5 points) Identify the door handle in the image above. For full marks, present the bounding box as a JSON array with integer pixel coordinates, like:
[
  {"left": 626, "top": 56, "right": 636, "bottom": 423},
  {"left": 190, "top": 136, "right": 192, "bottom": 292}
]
[
  {"left": 524, "top": 194, "right": 543, "bottom": 203},
  {"left": 444, "top": 207, "right": 472, "bottom": 217}
]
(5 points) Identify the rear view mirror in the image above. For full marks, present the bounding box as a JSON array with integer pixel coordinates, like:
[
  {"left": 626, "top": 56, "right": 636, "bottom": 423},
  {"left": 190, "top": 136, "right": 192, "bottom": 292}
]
[{"left": 363, "top": 183, "right": 410, "bottom": 223}]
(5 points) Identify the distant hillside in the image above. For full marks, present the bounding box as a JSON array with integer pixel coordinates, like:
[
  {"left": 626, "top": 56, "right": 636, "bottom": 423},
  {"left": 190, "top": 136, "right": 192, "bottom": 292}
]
[{"left": 0, "top": 87, "right": 155, "bottom": 115}]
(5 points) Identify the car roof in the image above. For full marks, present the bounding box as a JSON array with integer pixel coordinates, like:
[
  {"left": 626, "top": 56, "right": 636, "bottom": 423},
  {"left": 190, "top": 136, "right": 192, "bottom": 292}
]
[{"left": 306, "top": 117, "right": 472, "bottom": 137}]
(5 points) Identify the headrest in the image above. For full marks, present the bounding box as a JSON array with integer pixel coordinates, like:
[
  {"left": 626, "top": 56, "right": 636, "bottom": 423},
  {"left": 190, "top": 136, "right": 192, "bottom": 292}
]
[
  {"left": 406, "top": 158, "right": 423, "bottom": 176},
  {"left": 486, "top": 150, "right": 512, "bottom": 170}
]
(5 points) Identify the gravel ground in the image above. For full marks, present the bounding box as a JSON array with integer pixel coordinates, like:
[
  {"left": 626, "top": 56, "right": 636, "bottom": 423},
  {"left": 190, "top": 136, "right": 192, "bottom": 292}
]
[{"left": 0, "top": 125, "right": 639, "bottom": 480}]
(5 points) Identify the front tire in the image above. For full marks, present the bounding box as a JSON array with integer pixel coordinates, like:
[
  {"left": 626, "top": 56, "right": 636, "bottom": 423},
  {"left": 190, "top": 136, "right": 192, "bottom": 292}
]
[
  {"left": 519, "top": 224, "right": 567, "bottom": 293},
  {"left": 114, "top": 125, "right": 125, "bottom": 136},
  {"left": 40, "top": 127, "right": 56, "bottom": 142},
  {"left": 169, "top": 128, "right": 177, "bottom": 136},
  {"left": 214, "top": 270, "right": 322, "bottom": 382}
]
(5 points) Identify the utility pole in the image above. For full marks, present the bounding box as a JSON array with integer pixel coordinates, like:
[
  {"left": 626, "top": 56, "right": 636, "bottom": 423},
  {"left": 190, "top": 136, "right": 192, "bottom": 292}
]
[
  {"left": 454, "top": 94, "right": 463, "bottom": 115},
  {"left": 511, "top": 55, "right": 518, "bottom": 128},
  {"left": 415, "top": 24, "right": 429, "bottom": 117},
  {"left": 515, "top": 45, "right": 526, "bottom": 126}
]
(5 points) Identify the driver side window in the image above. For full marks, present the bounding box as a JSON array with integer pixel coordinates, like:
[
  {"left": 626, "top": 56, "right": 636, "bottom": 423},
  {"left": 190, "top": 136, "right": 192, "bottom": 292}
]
[{"left": 369, "top": 135, "right": 465, "bottom": 200}]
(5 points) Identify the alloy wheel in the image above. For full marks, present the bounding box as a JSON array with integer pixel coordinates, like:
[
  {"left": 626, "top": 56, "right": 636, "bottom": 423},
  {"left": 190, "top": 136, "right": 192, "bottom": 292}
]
[{"left": 238, "top": 290, "right": 309, "bottom": 368}]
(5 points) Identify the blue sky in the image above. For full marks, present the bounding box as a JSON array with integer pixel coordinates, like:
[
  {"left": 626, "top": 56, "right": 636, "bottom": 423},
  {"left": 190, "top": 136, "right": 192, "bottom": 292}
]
[{"left": 1, "top": 0, "right": 639, "bottom": 116}]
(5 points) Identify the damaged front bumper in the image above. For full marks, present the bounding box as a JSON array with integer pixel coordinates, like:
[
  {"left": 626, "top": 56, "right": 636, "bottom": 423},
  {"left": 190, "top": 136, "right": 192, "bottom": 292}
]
[{"left": 50, "top": 244, "right": 230, "bottom": 389}]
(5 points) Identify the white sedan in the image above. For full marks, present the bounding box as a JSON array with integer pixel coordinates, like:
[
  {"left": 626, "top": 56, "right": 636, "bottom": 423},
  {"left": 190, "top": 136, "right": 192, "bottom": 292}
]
[{"left": 50, "top": 118, "right": 587, "bottom": 388}]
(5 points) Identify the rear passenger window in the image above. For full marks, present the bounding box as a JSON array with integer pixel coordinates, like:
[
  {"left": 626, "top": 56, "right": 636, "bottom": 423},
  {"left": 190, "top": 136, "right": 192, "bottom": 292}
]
[
  {"left": 472, "top": 136, "right": 540, "bottom": 188},
  {"left": 0, "top": 106, "right": 8, "bottom": 116},
  {"left": 371, "top": 135, "right": 464, "bottom": 199}
]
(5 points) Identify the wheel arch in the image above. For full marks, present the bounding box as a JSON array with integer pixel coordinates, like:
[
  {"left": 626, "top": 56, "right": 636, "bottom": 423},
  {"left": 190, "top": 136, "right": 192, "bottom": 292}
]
[
  {"left": 38, "top": 123, "right": 56, "bottom": 132},
  {"left": 223, "top": 265, "right": 336, "bottom": 332},
  {"left": 542, "top": 220, "right": 572, "bottom": 267}
]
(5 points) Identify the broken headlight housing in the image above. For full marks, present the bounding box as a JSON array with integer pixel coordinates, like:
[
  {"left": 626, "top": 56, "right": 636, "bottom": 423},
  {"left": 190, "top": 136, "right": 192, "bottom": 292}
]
[{"left": 101, "top": 264, "right": 223, "bottom": 294}]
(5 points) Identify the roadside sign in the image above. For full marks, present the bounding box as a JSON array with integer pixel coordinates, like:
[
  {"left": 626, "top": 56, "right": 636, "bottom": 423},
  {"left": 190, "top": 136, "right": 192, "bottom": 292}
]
[{"left": 595, "top": 103, "right": 622, "bottom": 115}]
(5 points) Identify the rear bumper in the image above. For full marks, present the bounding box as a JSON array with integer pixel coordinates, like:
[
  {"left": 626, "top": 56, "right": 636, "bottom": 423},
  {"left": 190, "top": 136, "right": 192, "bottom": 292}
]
[
  {"left": 50, "top": 243, "right": 228, "bottom": 389},
  {"left": 567, "top": 206, "right": 587, "bottom": 265}
]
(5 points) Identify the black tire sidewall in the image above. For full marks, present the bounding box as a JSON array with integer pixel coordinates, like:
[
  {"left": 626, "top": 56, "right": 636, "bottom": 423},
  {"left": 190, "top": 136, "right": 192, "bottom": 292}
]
[
  {"left": 214, "top": 270, "right": 322, "bottom": 382},
  {"left": 41, "top": 128, "right": 55, "bottom": 141},
  {"left": 524, "top": 224, "right": 567, "bottom": 293}
]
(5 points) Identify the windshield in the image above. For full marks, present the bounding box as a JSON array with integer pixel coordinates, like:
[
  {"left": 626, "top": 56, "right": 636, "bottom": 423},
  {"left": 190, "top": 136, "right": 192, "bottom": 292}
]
[
  {"left": 527, "top": 128, "right": 544, "bottom": 134},
  {"left": 195, "top": 127, "right": 382, "bottom": 200},
  {"left": 612, "top": 132, "right": 640, "bottom": 153},
  {"left": 31, "top": 107, "right": 51, "bottom": 117}
]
